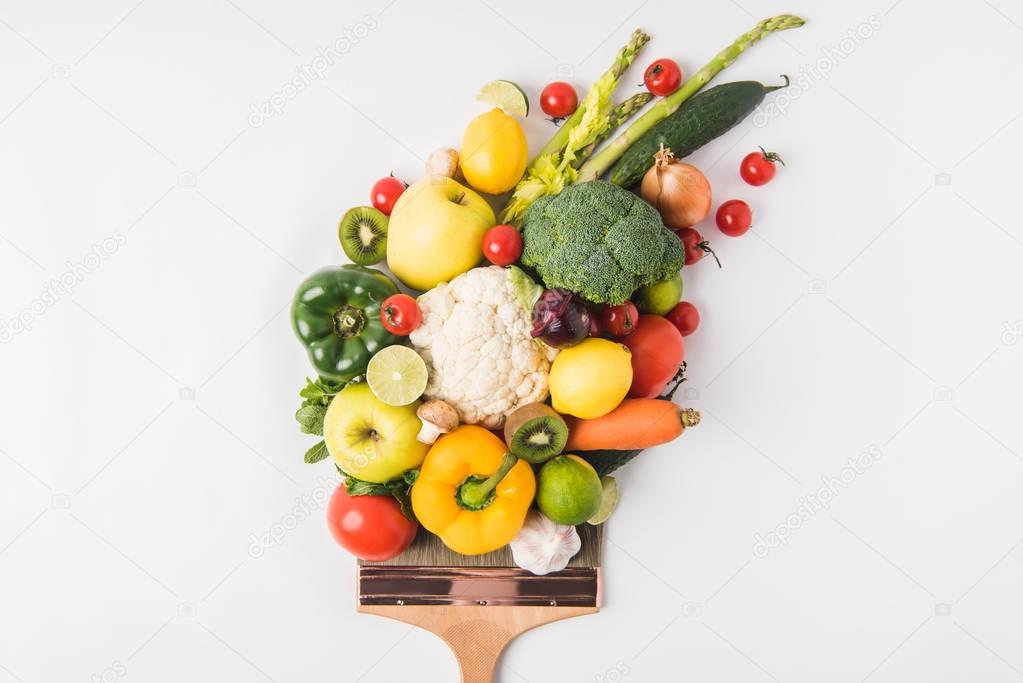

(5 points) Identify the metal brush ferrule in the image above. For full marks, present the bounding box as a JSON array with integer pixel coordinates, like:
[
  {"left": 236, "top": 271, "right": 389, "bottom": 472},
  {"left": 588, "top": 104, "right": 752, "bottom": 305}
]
[{"left": 358, "top": 566, "right": 601, "bottom": 607}]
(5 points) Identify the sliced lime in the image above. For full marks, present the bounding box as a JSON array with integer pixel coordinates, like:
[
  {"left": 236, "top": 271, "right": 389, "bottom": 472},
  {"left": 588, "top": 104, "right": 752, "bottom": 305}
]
[
  {"left": 477, "top": 80, "right": 529, "bottom": 117},
  {"left": 587, "top": 476, "right": 620, "bottom": 525},
  {"left": 366, "top": 345, "right": 428, "bottom": 406}
]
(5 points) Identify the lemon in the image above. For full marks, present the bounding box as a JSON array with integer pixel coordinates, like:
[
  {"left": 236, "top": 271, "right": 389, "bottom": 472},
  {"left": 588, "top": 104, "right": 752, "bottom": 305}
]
[
  {"left": 549, "top": 338, "right": 632, "bottom": 419},
  {"left": 366, "top": 345, "right": 428, "bottom": 406},
  {"left": 460, "top": 108, "right": 528, "bottom": 195},
  {"left": 477, "top": 80, "right": 529, "bottom": 117},
  {"left": 587, "top": 476, "right": 620, "bottom": 525}
]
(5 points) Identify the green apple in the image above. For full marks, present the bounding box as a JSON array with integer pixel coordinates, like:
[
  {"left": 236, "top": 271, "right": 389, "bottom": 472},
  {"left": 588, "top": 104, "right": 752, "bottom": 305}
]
[
  {"left": 323, "top": 382, "right": 428, "bottom": 483},
  {"left": 386, "top": 177, "right": 495, "bottom": 291}
]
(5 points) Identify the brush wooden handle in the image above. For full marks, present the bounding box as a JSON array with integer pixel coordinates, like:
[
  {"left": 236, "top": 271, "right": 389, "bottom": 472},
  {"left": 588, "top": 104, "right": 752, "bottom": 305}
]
[
  {"left": 441, "top": 617, "right": 509, "bottom": 682},
  {"left": 361, "top": 604, "right": 596, "bottom": 682}
]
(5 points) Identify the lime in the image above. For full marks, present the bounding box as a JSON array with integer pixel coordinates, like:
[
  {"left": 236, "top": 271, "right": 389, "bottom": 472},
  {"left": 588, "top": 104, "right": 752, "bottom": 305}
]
[
  {"left": 634, "top": 274, "right": 683, "bottom": 315},
  {"left": 587, "top": 476, "right": 619, "bottom": 525},
  {"left": 477, "top": 80, "right": 529, "bottom": 117},
  {"left": 536, "top": 455, "right": 603, "bottom": 525},
  {"left": 366, "top": 345, "right": 428, "bottom": 406}
]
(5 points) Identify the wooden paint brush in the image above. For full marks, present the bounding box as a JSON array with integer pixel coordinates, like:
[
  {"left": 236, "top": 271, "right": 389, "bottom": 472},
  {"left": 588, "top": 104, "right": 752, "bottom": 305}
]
[{"left": 358, "top": 525, "right": 602, "bottom": 682}]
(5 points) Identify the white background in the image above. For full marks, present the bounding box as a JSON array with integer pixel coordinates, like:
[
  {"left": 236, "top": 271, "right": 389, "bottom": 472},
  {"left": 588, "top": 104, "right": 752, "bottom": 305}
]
[{"left": 2, "top": 0, "right": 1023, "bottom": 681}]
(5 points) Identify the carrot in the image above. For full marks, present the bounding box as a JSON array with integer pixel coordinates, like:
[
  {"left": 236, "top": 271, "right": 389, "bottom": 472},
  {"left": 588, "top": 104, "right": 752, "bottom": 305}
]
[{"left": 564, "top": 399, "right": 700, "bottom": 451}]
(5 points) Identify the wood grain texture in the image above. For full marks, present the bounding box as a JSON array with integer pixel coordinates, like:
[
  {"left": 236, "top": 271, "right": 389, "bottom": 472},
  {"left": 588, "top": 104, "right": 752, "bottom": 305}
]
[
  {"left": 360, "top": 602, "right": 598, "bottom": 683},
  {"left": 362, "top": 524, "right": 602, "bottom": 568}
]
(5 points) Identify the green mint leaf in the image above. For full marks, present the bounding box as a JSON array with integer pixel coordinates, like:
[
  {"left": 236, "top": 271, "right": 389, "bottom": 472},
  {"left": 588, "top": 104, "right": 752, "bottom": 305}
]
[
  {"left": 402, "top": 469, "right": 420, "bottom": 486},
  {"left": 390, "top": 486, "right": 415, "bottom": 521},
  {"left": 295, "top": 405, "right": 327, "bottom": 435},
  {"left": 304, "top": 440, "right": 329, "bottom": 464},
  {"left": 299, "top": 377, "right": 326, "bottom": 401},
  {"left": 345, "top": 477, "right": 390, "bottom": 497},
  {"left": 315, "top": 377, "right": 347, "bottom": 394}
]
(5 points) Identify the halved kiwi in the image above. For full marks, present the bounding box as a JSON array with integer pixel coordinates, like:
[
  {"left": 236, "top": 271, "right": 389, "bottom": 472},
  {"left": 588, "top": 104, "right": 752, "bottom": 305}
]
[
  {"left": 503, "top": 403, "right": 568, "bottom": 464},
  {"left": 339, "top": 206, "right": 388, "bottom": 265}
]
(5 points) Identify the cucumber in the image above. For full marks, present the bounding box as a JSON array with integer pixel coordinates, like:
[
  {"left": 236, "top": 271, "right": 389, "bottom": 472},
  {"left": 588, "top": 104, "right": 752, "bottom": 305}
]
[
  {"left": 609, "top": 78, "right": 788, "bottom": 188},
  {"left": 577, "top": 448, "right": 643, "bottom": 477}
]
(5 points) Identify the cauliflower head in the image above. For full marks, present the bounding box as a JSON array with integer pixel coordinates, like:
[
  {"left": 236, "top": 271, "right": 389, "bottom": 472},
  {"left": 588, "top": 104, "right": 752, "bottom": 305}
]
[
  {"left": 409, "top": 266, "right": 557, "bottom": 429},
  {"left": 520, "top": 180, "right": 684, "bottom": 305}
]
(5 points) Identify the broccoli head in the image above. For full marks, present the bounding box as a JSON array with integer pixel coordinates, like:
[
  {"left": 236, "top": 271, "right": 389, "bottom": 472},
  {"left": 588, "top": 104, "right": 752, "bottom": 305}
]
[{"left": 520, "top": 180, "right": 685, "bottom": 305}]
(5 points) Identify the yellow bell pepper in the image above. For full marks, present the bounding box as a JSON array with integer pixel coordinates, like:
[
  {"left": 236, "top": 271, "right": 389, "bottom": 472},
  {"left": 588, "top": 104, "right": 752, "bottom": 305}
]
[{"left": 411, "top": 425, "right": 535, "bottom": 555}]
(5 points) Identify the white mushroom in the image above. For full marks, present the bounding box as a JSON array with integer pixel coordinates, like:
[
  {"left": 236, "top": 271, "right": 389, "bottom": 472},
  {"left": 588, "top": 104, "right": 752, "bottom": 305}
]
[
  {"left": 426, "top": 147, "right": 459, "bottom": 179},
  {"left": 416, "top": 399, "right": 459, "bottom": 444}
]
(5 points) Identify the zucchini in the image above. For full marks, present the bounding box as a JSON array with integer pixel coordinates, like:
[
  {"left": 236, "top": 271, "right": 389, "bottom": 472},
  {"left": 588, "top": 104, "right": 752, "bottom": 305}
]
[{"left": 609, "top": 77, "right": 788, "bottom": 188}]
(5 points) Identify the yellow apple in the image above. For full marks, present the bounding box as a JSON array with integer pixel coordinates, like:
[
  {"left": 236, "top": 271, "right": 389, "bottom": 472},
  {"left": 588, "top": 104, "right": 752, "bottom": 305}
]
[
  {"left": 386, "top": 177, "right": 495, "bottom": 291},
  {"left": 323, "top": 382, "right": 428, "bottom": 483}
]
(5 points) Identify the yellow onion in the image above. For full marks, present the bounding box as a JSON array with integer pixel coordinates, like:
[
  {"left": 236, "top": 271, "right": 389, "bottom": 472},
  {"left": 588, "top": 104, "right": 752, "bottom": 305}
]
[{"left": 640, "top": 145, "right": 712, "bottom": 229}]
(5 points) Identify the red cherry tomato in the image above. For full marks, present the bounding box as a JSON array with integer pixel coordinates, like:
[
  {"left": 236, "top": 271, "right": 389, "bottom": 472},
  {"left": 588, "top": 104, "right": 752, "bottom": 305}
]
[
  {"left": 619, "top": 315, "right": 685, "bottom": 398},
  {"left": 600, "top": 301, "right": 639, "bottom": 337},
  {"left": 370, "top": 176, "right": 406, "bottom": 216},
  {"left": 642, "top": 58, "right": 683, "bottom": 97},
  {"left": 540, "top": 82, "right": 578, "bottom": 121},
  {"left": 675, "top": 227, "right": 721, "bottom": 267},
  {"left": 482, "top": 224, "right": 522, "bottom": 266},
  {"left": 326, "top": 484, "right": 417, "bottom": 561},
  {"left": 716, "top": 200, "right": 752, "bottom": 237},
  {"left": 666, "top": 301, "right": 700, "bottom": 337},
  {"left": 740, "top": 147, "right": 784, "bottom": 186},
  {"left": 380, "top": 293, "right": 421, "bottom": 336}
]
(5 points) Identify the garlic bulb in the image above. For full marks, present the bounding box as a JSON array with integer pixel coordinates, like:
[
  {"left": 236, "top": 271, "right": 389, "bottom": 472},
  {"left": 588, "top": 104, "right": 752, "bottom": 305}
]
[{"left": 510, "top": 510, "right": 581, "bottom": 575}]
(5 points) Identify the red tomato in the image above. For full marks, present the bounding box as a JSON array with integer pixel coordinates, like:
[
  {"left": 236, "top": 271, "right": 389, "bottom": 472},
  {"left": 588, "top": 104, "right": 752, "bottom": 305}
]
[
  {"left": 642, "top": 58, "right": 683, "bottom": 97},
  {"left": 620, "top": 315, "right": 685, "bottom": 398},
  {"left": 540, "top": 82, "right": 578, "bottom": 121},
  {"left": 326, "top": 484, "right": 417, "bottom": 561},
  {"left": 666, "top": 301, "right": 700, "bottom": 337},
  {"left": 600, "top": 301, "right": 639, "bottom": 337},
  {"left": 675, "top": 227, "right": 721, "bottom": 267},
  {"left": 482, "top": 224, "right": 522, "bottom": 266},
  {"left": 716, "top": 200, "right": 752, "bottom": 237},
  {"left": 740, "top": 147, "right": 784, "bottom": 186},
  {"left": 370, "top": 176, "right": 406, "bottom": 216},
  {"left": 380, "top": 293, "right": 421, "bottom": 335}
]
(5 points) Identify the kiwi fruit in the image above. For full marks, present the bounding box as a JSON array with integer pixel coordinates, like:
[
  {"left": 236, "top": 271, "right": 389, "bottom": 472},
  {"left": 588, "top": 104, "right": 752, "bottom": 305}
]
[
  {"left": 339, "top": 206, "right": 388, "bottom": 265},
  {"left": 503, "top": 403, "right": 568, "bottom": 464}
]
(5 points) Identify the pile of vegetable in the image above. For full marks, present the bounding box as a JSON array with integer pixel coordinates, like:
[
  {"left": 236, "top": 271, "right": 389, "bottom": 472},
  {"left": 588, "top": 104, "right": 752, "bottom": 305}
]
[{"left": 291, "top": 15, "right": 804, "bottom": 572}]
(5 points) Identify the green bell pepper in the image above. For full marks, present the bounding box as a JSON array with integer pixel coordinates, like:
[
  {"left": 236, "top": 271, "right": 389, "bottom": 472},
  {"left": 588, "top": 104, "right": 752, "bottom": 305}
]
[{"left": 291, "top": 265, "right": 400, "bottom": 382}]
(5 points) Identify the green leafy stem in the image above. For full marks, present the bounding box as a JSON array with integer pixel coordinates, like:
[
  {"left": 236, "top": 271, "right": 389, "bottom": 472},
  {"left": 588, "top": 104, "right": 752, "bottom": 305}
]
[{"left": 295, "top": 376, "right": 419, "bottom": 520}]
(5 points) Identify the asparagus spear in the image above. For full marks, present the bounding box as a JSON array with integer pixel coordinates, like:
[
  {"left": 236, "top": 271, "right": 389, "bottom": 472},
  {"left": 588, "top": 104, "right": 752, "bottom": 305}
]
[
  {"left": 573, "top": 92, "right": 653, "bottom": 168},
  {"left": 577, "top": 14, "right": 805, "bottom": 182},
  {"left": 499, "top": 28, "right": 650, "bottom": 224},
  {"left": 530, "top": 29, "right": 650, "bottom": 166}
]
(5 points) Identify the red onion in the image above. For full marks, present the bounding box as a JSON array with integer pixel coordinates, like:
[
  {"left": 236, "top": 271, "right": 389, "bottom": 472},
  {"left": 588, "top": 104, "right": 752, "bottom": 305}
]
[{"left": 530, "top": 289, "right": 591, "bottom": 348}]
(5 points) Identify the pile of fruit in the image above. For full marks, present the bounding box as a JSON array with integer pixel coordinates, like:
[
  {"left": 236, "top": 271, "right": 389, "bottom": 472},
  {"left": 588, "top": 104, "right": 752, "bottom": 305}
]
[{"left": 292, "top": 15, "right": 805, "bottom": 572}]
